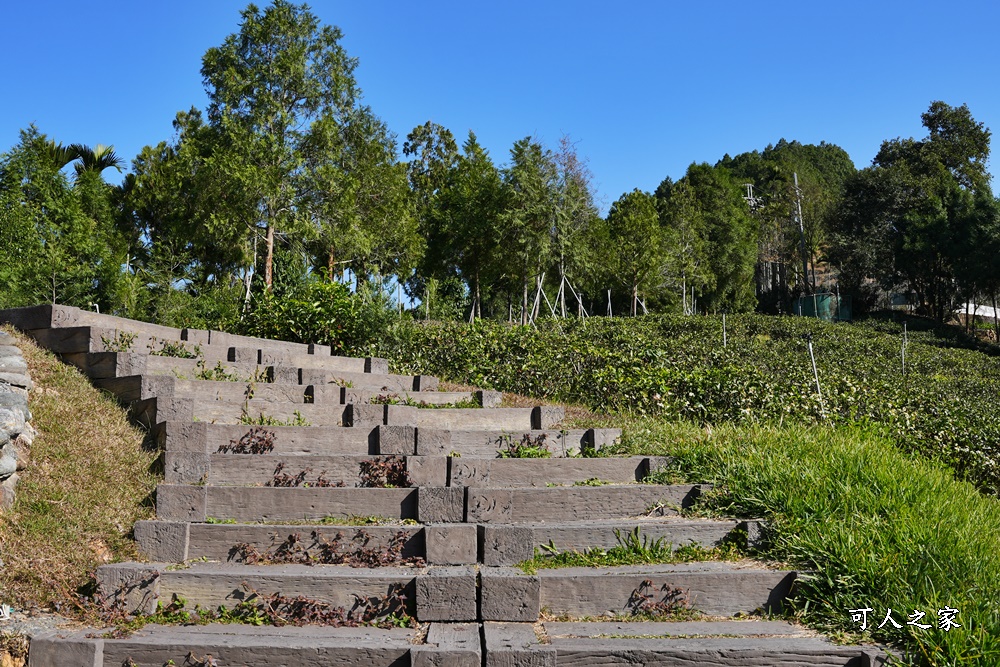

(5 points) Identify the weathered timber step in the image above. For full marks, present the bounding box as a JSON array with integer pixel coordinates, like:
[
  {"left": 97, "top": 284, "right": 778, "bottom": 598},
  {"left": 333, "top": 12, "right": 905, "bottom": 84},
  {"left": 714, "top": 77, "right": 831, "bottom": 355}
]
[
  {"left": 310, "top": 386, "right": 501, "bottom": 408},
  {"left": 25, "top": 325, "right": 212, "bottom": 358},
  {"left": 156, "top": 421, "right": 376, "bottom": 456},
  {"left": 164, "top": 451, "right": 661, "bottom": 487},
  {"left": 66, "top": 351, "right": 262, "bottom": 381},
  {"left": 96, "top": 374, "right": 308, "bottom": 403},
  {"left": 134, "top": 520, "right": 480, "bottom": 566},
  {"left": 288, "top": 366, "right": 438, "bottom": 391},
  {"left": 480, "top": 562, "right": 797, "bottom": 622},
  {"left": 228, "top": 346, "right": 388, "bottom": 373},
  {"left": 481, "top": 516, "right": 748, "bottom": 566},
  {"left": 465, "top": 484, "right": 706, "bottom": 523},
  {"left": 380, "top": 425, "right": 621, "bottom": 457},
  {"left": 483, "top": 621, "right": 887, "bottom": 666},
  {"left": 135, "top": 399, "right": 559, "bottom": 429},
  {"left": 96, "top": 562, "right": 478, "bottom": 621},
  {"left": 30, "top": 623, "right": 482, "bottom": 667},
  {"left": 156, "top": 484, "right": 431, "bottom": 522},
  {"left": 448, "top": 455, "right": 668, "bottom": 487},
  {"left": 165, "top": 452, "right": 449, "bottom": 486}
]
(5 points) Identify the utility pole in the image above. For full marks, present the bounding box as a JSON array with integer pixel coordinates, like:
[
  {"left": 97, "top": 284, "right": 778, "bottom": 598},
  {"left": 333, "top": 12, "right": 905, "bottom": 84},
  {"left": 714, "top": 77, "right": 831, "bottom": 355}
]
[{"left": 793, "top": 173, "right": 810, "bottom": 295}]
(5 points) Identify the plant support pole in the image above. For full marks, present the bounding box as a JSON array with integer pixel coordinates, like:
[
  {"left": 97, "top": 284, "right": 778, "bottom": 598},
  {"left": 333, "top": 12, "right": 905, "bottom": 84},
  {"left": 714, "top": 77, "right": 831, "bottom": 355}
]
[{"left": 805, "top": 333, "right": 827, "bottom": 421}]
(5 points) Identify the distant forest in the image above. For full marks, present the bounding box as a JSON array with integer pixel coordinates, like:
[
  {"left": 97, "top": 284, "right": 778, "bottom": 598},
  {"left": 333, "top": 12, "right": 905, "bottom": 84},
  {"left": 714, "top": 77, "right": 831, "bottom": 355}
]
[{"left": 2, "top": 1, "right": 998, "bottom": 330}]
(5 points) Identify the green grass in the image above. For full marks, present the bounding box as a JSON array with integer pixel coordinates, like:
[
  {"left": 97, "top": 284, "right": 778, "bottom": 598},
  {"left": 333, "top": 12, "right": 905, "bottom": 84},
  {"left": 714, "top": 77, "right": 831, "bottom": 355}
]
[
  {"left": 608, "top": 418, "right": 1000, "bottom": 666},
  {"left": 517, "top": 527, "right": 744, "bottom": 574}
]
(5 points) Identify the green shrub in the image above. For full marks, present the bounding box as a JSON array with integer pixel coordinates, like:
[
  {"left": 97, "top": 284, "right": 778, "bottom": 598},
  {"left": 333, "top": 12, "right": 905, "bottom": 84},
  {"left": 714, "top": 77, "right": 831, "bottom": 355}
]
[{"left": 236, "top": 281, "right": 395, "bottom": 354}]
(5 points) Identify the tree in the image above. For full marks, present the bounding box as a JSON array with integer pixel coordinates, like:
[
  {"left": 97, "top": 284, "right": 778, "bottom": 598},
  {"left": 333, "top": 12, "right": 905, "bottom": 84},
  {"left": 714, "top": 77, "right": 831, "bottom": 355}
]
[
  {"left": 605, "top": 189, "right": 662, "bottom": 316},
  {"left": 200, "top": 0, "right": 360, "bottom": 292},
  {"left": 437, "top": 132, "right": 507, "bottom": 319},
  {"left": 502, "top": 137, "right": 557, "bottom": 324},
  {"left": 830, "top": 101, "right": 992, "bottom": 321},
  {"left": 655, "top": 178, "right": 711, "bottom": 313}
]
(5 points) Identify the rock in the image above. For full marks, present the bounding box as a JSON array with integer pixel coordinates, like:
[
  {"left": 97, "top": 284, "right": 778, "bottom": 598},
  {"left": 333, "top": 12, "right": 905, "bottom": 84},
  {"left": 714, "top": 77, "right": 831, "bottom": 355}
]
[
  {"left": 0, "top": 451, "right": 15, "bottom": 478},
  {"left": 0, "top": 373, "right": 31, "bottom": 391},
  {"left": 0, "top": 408, "right": 25, "bottom": 435},
  {"left": 0, "top": 357, "right": 27, "bottom": 374}
]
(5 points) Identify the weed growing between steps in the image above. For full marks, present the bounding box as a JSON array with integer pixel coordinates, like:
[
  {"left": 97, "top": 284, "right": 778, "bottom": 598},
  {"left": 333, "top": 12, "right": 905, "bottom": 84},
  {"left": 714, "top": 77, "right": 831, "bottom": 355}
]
[
  {"left": 238, "top": 410, "right": 310, "bottom": 427},
  {"left": 610, "top": 419, "right": 1000, "bottom": 666},
  {"left": 496, "top": 432, "right": 552, "bottom": 458},
  {"left": 0, "top": 328, "right": 159, "bottom": 615},
  {"left": 95, "top": 583, "right": 416, "bottom": 638},
  {"left": 266, "top": 462, "right": 343, "bottom": 488},
  {"left": 370, "top": 393, "right": 481, "bottom": 409},
  {"left": 517, "top": 527, "right": 745, "bottom": 574},
  {"left": 231, "top": 529, "right": 424, "bottom": 567},
  {"left": 217, "top": 427, "right": 275, "bottom": 454},
  {"left": 358, "top": 456, "right": 411, "bottom": 488}
]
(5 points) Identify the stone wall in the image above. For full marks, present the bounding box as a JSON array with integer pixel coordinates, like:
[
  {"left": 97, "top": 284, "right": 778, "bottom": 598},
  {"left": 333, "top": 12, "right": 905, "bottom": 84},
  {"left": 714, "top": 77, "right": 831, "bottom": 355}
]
[{"left": 0, "top": 329, "right": 33, "bottom": 510}]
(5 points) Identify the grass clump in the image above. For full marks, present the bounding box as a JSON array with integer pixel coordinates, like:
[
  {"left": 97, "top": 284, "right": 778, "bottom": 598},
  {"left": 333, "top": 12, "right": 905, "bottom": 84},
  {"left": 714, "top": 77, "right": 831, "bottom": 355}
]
[
  {"left": 0, "top": 327, "right": 159, "bottom": 615},
  {"left": 610, "top": 418, "right": 1000, "bottom": 665},
  {"left": 517, "top": 527, "right": 744, "bottom": 574}
]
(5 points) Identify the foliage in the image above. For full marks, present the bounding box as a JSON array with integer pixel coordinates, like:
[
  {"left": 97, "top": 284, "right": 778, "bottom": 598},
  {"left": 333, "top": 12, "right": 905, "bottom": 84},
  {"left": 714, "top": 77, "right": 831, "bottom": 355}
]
[
  {"left": 610, "top": 421, "right": 1000, "bottom": 665},
  {"left": 217, "top": 427, "right": 276, "bottom": 454},
  {"left": 369, "top": 313, "right": 1000, "bottom": 494},
  {"left": 231, "top": 529, "right": 423, "bottom": 568},
  {"left": 495, "top": 432, "right": 552, "bottom": 458},
  {"left": 235, "top": 280, "right": 395, "bottom": 353},
  {"left": 358, "top": 456, "right": 411, "bottom": 488}
]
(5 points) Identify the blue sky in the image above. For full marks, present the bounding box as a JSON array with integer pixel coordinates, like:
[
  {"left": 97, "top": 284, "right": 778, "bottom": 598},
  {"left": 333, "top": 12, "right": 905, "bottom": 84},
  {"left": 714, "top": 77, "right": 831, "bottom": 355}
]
[{"left": 3, "top": 1, "right": 998, "bottom": 212}]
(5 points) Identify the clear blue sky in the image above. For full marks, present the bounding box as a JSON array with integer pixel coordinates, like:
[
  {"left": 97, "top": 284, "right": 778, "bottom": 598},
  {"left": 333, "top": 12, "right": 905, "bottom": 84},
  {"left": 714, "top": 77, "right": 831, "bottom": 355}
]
[{"left": 3, "top": 0, "right": 998, "bottom": 212}]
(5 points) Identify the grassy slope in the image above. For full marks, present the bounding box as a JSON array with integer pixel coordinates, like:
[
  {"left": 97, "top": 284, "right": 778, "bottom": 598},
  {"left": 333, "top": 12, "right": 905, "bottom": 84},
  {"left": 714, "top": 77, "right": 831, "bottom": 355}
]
[{"left": 0, "top": 327, "right": 158, "bottom": 614}]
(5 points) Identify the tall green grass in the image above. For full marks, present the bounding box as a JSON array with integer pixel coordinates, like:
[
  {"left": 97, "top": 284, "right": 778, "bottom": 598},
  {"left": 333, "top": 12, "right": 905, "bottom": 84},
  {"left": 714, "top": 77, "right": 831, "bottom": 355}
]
[{"left": 611, "top": 420, "right": 1000, "bottom": 666}]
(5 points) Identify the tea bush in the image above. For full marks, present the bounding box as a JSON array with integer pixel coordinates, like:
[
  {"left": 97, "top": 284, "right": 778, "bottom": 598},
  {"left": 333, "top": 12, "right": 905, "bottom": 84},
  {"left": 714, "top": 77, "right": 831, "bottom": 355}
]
[{"left": 367, "top": 315, "right": 1000, "bottom": 493}]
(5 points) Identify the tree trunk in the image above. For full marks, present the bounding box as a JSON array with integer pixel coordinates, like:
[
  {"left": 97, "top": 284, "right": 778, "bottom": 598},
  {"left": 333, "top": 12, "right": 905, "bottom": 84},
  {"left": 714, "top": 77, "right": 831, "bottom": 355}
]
[
  {"left": 993, "top": 291, "right": 999, "bottom": 343},
  {"left": 328, "top": 249, "right": 335, "bottom": 282},
  {"left": 521, "top": 271, "right": 529, "bottom": 326},
  {"left": 264, "top": 225, "right": 275, "bottom": 292},
  {"left": 631, "top": 277, "right": 638, "bottom": 317},
  {"left": 475, "top": 272, "right": 482, "bottom": 319},
  {"left": 559, "top": 255, "right": 567, "bottom": 317}
]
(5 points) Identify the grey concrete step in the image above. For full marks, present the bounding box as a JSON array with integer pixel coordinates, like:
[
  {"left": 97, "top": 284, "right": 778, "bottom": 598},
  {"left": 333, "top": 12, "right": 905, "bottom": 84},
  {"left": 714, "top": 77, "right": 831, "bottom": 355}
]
[
  {"left": 134, "top": 520, "right": 479, "bottom": 566},
  {"left": 480, "top": 562, "right": 797, "bottom": 622},
  {"left": 483, "top": 621, "right": 887, "bottom": 666},
  {"left": 96, "top": 561, "right": 478, "bottom": 622},
  {"left": 481, "top": 516, "right": 746, "bottom": 566},
  {"left": 30, "top": 622, "right": 482, "bottom": 667},
  {"left": 465, "top": 484, "right": 706, "bottom": 523}
]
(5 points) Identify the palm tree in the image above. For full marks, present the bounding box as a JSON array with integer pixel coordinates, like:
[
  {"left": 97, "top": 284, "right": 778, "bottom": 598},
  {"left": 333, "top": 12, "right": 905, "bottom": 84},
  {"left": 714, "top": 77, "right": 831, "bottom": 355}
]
[{"left": 69, "top": 143, "right": 124, "bottom": 177}]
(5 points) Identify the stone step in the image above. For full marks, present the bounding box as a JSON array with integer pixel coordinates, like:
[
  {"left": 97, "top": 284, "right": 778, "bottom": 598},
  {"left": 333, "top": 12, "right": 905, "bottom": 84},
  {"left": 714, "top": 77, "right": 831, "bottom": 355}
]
[
  {"left": 229, "top": 346, "right": 387, "bottom": 373},
  {"left": 481, "top": 562, "right": 797, "bottom": 621},
  {"left": 155, "top": 484, "right": 423, "bottom": 522},
  {"left": 96, "top": 561, "right": 478, "bottom": 622},
  {"left": 465, "top": 484, "right": 706, "bottom": 523},
  {"left": 481, "top": 516, "right": 747, "bottom": 566},
  {"left": 484, "top": 621, "right": 886, "bottom": 666},
  {"left": 133, "top": 520, "right": 479, "bottom": 566}
]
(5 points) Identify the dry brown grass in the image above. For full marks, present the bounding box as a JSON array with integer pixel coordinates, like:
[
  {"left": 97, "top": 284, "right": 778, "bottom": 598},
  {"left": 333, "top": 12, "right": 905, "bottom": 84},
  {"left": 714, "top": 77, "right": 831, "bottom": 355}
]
[{"left": 0, "top": 327, "right": 158, "bottom": 615}]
